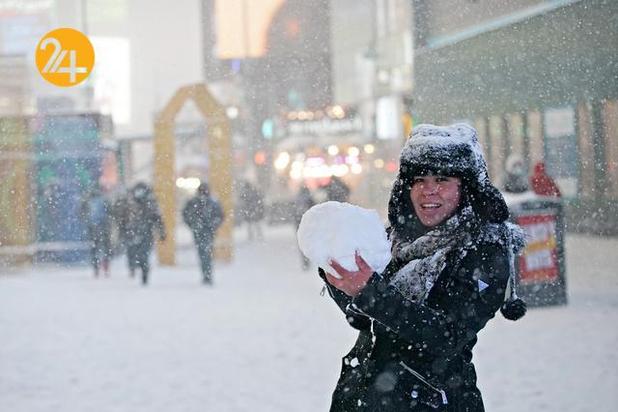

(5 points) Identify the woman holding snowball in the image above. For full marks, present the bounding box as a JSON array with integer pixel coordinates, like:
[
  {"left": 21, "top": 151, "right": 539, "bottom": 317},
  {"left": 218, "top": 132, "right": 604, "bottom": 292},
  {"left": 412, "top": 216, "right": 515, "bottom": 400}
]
[{"left": 320, "top": 124, "right": 526, "bottom": 411}]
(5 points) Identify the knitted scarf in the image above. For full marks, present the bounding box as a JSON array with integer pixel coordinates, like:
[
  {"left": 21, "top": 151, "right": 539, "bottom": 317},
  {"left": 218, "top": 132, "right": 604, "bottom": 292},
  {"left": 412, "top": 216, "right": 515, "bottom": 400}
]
[
  {"left": 388, "top": 205, "right": 526, "bottom": 303},
  {"left": 389, "top": 206, "right": 477, "bottom": 303}
]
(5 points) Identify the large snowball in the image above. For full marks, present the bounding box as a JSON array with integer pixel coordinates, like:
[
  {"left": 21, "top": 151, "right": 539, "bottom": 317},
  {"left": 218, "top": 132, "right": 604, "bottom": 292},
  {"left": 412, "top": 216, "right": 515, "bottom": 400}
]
[{"left": 296, "top": 201, "right": 391, "bottom": 277}]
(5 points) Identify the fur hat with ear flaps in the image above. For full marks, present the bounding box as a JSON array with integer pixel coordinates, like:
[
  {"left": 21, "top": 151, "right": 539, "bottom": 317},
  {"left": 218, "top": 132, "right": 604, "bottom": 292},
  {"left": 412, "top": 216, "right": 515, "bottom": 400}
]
[
  {"left": 388, "top": 123, "right": 526, "bottom": 321},
  {"left": 390, "top": 123, "right": 509, "bottom": 224}
]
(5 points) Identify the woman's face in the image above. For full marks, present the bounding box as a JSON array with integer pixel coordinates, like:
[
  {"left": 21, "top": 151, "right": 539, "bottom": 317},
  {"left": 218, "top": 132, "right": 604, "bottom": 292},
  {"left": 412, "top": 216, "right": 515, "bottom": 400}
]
[{"left": 410, "top": 175, "right": 462, "bottom": 227}]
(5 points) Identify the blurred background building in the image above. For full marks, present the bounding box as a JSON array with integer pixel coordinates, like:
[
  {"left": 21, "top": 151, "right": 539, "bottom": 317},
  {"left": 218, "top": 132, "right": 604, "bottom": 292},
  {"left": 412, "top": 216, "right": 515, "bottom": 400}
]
[
  {"left": 0, "top": 0, "right": 617, "bottom": 265},
  {"left": 410, "top": 0, "right": 618, "bottom": 233}
]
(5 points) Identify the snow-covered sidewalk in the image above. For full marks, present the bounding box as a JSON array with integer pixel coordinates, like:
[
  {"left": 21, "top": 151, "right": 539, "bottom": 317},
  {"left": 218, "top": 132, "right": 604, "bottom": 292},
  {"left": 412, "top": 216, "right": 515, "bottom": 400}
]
[{"left": 1, "top": 227, "right": 616, "bottom": 411}]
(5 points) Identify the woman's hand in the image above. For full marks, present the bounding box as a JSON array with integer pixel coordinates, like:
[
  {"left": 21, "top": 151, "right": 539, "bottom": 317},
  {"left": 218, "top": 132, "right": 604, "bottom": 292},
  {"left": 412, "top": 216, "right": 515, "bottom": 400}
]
[{"left": 325, "top": 252, "right": 374, "bottom": 297}]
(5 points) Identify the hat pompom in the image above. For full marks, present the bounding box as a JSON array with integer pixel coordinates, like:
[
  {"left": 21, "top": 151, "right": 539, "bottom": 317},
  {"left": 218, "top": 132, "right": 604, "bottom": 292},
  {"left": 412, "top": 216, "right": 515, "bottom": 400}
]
[{"left": 500, "top": 297, "right": 527, "bottom": 320}]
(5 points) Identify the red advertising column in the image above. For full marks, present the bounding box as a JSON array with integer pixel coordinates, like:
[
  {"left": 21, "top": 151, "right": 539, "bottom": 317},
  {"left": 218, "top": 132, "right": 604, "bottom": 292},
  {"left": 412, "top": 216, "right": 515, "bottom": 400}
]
[
  {"left": 517, "top": 214, "right": 559, "bottom": 284},
  {"left": 509, "top": 197, "right": 568, "bottom": 307}
]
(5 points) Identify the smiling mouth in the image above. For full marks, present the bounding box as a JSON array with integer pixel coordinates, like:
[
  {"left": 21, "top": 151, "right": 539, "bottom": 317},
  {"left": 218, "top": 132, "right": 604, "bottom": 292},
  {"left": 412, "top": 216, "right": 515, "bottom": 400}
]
[{"left": 421, "top": 203, "right": 441, "bottom": 209}]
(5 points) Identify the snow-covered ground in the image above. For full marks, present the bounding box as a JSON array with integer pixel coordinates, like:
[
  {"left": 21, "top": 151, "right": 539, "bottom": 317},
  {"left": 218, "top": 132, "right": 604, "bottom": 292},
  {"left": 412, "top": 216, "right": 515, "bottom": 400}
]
[{"left": 1, "top": 226, "right": 616, "bottom": 412}]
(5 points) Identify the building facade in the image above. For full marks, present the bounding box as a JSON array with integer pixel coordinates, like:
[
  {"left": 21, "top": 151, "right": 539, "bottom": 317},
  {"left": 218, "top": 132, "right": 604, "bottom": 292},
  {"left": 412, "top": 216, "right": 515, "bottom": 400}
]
[{"left": 411, "top": 0, "right": 618, "bottom": 233}]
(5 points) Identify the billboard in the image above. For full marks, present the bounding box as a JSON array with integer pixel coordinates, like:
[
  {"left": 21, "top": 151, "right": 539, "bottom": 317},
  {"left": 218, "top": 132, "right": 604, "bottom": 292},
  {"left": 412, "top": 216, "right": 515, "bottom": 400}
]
[
  {"left": 214, "top": 0, "right": 285, "bottom": 59},
  {"left": 32, "top": 114, "right": 104, "bottom": 262}
]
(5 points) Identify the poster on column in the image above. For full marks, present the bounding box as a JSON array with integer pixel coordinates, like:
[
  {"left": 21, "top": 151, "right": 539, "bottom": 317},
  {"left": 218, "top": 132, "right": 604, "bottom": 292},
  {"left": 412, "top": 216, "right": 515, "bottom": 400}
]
[{"left": 517, "top": 213, "right": 559, "bottom": 283}]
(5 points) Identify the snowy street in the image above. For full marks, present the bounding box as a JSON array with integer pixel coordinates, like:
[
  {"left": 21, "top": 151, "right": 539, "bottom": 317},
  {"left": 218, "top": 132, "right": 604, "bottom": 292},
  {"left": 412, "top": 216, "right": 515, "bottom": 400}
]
[{"left": 1, "top": 226, "right": 617, "bottom": 412}]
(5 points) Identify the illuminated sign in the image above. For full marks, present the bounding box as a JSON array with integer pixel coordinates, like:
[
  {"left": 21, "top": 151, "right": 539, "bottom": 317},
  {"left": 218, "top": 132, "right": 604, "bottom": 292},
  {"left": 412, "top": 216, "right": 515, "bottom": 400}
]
[
  {"left": 287, "top": 117, "right": 363, "bottom": 136},
  {"left": 214, "top": 0, "right": 285, "bottom": 59}
]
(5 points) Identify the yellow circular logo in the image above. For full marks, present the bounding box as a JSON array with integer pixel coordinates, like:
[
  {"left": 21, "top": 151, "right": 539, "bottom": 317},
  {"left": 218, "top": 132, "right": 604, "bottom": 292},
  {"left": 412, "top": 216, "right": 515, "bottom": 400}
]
[{"left": 35, "top": 28, "right": 95, "bottom": 87}]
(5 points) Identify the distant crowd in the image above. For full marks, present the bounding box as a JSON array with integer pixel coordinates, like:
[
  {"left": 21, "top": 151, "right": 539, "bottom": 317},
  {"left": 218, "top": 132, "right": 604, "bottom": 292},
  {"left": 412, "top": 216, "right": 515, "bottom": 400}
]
[{"left": 79, "top": 159, "right": 560, "bottom": 283}]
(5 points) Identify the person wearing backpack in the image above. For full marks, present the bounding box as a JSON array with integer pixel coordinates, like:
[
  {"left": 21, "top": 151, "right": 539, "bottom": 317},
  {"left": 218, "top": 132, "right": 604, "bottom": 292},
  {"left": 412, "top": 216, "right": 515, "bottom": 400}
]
[
  {"left": 80, "top": 187, "right": 113, "bottom": 277},
  {"left": 182, "top": 182, "right": 224, "bottom": 285}
]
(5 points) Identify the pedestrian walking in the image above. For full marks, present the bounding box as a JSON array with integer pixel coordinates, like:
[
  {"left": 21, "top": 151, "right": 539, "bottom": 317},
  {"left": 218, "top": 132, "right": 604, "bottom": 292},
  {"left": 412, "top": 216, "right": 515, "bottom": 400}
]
[
  {"left": 320, "top": 123, "right": 527, "bottom": 411},
  {"left": 80, "top": 187, "right": 112, "bottom": 277},
  {"left": 324, "top": 176, "right": 350, "bottom": 202},
  {"left": 182, "top": 182, "right": 224, "bottom": 285},
  {"left": 530, "top": 161, "right": 561, "bottom": 197},
  {"left": 502, "top": 154, "right": 529, "bottom": 194},
  {"left": 294, "top": 184, "right": 315, "bottom": 270},
  {"left": 112, "top": 190, "right": 131, "bottom": 271},
  {"left": 125, "top": 182, "right": 166, "bottom": 285},
  {"left": 238, "top": 180, "right": 265, "bottom": 241}
]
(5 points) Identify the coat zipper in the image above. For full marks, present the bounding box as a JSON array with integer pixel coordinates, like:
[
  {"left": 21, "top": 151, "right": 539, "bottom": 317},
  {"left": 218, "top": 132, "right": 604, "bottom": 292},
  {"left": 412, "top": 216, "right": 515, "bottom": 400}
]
[{"left": 399, "top": 361, "right": 448, "bottom": 405}]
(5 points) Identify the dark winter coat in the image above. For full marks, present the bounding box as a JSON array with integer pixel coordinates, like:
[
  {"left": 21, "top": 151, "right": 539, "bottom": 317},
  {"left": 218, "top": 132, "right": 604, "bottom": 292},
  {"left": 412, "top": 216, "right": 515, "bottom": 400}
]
[
  {"left": 112, "top": 195, "right": 132, "bottom": 243},
  {"left": 239, "top": 182, "right": 265, "bottom": 223},
  {"left": 182, "top": 194, "right": 224, "bottom": 243},
  {"left": 502, "top": 155, "right": 529, "bottom": 194},
  {"left": 125, "top": 194, "right": 165, "bottom": 253},
  {"left": 503, "top": 172, "right": 529, "bottom": 193},
  {"left": 325, "top": 177, "right": 351, "bottom": 202},
  {"left": 322, "top": 124, "right": 525, "bottom": 411},
  {"left": 323, "top": 237, "right": 510, "bottom": 411},
  {"left": 294, "top": 187, "right": 315, "bottom": 227}
]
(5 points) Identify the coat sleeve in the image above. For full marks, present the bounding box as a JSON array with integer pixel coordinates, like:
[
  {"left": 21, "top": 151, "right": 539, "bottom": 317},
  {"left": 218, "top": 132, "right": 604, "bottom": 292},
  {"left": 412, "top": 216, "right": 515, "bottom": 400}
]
[
  {"left": 213, "top": 200, "right": 224, "bottom": 229},
  {"left": 152, "top": 204, "right": 166, "bottom": 239},
  {"left": 318, "top": 268, "right": 371, "bottom": 331},
  {"left": 182, "top": 201, "right": 193, "bottom": 227},
  {"left": 349, "top": 244, "right": 510, "bottom": 357}
]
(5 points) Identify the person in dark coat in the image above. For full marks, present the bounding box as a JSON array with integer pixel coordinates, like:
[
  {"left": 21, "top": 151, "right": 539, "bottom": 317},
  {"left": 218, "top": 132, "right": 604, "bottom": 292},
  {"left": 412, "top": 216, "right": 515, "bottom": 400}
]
[
  {"left": 112, "top": 191, "right": 132, "bottom": 269},
  {"left": 80, "top": 187, "right": 113, "bottom": 277},
  {"left": 324, "top": 176, "right": 351, "bottom": 202},
  {"left": 238, "top": 180, "right": 265, "bottom": 241},
  {"left": 320, "top": 124, "right": 527, "bottom": 411},
  {"left": 182, "top": 182, "right": 224, "bottom": 284},
  {"left": 502, "top": 154, "right": 529, "bottom": 194},
  {"left": 125, "top": 182, "right": 166, "bottom": 285},
  {"left": 294, "top": 184, "right": 315, "bottom": 270},
  {"left": 530, "top": 161, "right": 561, "bottom": 197}
]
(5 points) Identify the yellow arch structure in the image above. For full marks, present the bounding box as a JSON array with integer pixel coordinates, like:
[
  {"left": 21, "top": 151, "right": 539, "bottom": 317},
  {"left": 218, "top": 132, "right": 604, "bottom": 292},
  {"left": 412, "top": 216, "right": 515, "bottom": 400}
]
[
  {"left": 0, "top": 117, "right": 32, "bottom": 265},
  {"left": 154, "top": 83, "right": 233, "bottom": 265}
]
